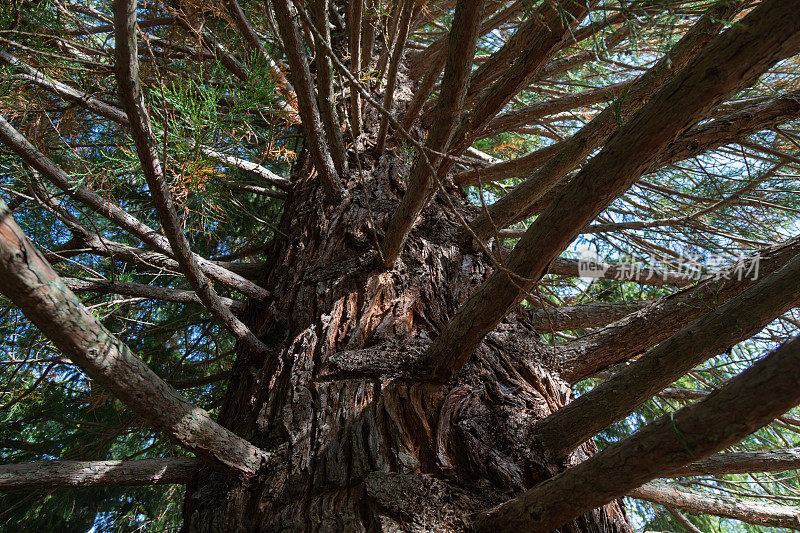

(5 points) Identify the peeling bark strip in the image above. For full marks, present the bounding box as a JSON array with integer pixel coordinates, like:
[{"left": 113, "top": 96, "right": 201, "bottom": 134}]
[
  {"left": 418, "top": 0, "right": 800, "bottom": 382},
  {"left": 667, "top": 448, "right": 800, "bottom": 477},
  {"left": 0, "top": 201, "right": 269, "bottom": 475},
  {"left": 113, "top": 0, "right": 268, "bottom": 354},
  {"left": 629, "top": 481, "right": 800, "bottom": 530},
  {"left": 474, "top": 334, "right": 800, "bottom": 532},
  {"left": 0, "top": 458, "right": 200, "bottom": 491},
  {"left": 534, "top": 245, "right": 800, "bottom": 460}
]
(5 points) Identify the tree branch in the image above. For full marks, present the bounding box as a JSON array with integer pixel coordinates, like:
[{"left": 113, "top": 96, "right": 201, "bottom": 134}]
[
  {"left": 380, "top": 0, "right": 485, "bottom": 266},
  {"left": 468, "top": 0, "right": 746, "bottom": 240},
  {"left": 374, "top": 0, "right": 413, "bottom": 154},
  {"left": 668, "top": 448, "right": 800, "bottom": 477},
  {"left": 270, "top": 0, "right": 342, "bottom": 201},
  {"left": 0, "top": 458, "right": 200, "bottom": 491},
  {"left": 113, "top": 0, "right": 269, "bottom": 354},
  {"left": 557, "top": 237, "right": 800, "bottom": 382},
  {"left": 415, "top": 0, "right": 800, "bottom": 382},
  {"left": 533, "top": 241, "right": 800, "bottom": 461},
  {"left": 629, "top": 480, "right": 800, "bottom": 530},
  {"left": 0, "top": 200, "right": 269, "bottom": 475},
  {"left": 527, "top": 300, "right": 651, "bottom": 332},
  {"left": 63, "top": 277, "right": 245, "bottom": 314},
  {"left": 474, "top": 333, "right": 800, "bottom": 532}
]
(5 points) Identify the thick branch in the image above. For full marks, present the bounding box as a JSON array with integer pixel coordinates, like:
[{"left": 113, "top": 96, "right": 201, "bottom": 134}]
[
  {"left": 480, "top": 79, "right": 634, "bottom": 138},
  {"left": 381, "top": 0, "right": 484, "bottom": 266},
  {"left": 311, "top": 0, "right": 348, "bottom": 174},
  {"left": 668, "top": 448, "right": 800, "bottom": 477},
  {"left": 658, "top": 387, "right": 800, "bottom": 431},
  {"left": 546, "top": 257, "right": 694, "bottom": 286},
  {"left": 527, "top": 300, "right": 651, "bottom": 332},
  {"left": 347, "top": 0, "right": 363, "bottom": 137},
  {"left": 444, "top": 0, "right": 597, "bottom": 162},
  {"left": 532, "top": 242, "right": 800, "bottom": 461},
  {"left": 557, "top": 237, "right": 800, "bottom": 382},
  {"left": 0, "top": 458, "right": 200, "bottom": 491},
  {"left": 416, "top": 0, "right": 800, "bottom": 381},
  {"left": 271, "top": 0, "right": 342, "bottom": 201},
  {"left": 629, "top": 480, "right": 800, "bottom": 530},
  {"left": 374, "top": 0, "right": 413, "bottom": 154},
  {"left": 0, "top": 200, "right": 269, "bottom": 475},
  {"left": 469, "top": 0, "right": 746, "bottom": 240},
  {"left": 474, "top": 333, "right": 800, "bottom": 532}
]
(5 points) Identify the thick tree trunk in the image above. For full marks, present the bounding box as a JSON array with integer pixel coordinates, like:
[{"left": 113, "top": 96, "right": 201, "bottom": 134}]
[{"left": 182, "top": 63, "right": 630, "bottom": 533}]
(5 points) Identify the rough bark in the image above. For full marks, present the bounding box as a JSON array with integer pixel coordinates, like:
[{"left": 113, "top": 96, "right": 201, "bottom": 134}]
[{"left": 181, "top": 147, "right": 628, "bottom": 532}]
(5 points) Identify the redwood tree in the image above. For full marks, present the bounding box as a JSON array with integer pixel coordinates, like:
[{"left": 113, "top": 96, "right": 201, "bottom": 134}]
[{"left": 2, "top": 0, "right": 800, "bottom": 531}]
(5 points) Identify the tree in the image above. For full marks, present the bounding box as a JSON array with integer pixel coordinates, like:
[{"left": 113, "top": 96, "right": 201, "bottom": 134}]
[{"left": 2, "top": 0, "right": 800, "bottom": 530}]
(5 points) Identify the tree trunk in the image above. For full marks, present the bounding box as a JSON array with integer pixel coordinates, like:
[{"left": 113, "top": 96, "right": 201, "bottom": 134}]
[{"left": 181, "top": 84, "right": 630, "bottom": 530}]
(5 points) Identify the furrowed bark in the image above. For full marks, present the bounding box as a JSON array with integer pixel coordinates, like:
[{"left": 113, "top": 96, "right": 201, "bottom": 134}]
[
  {"left": 271, "top": 0, "right": 342, "bottom": 201},
  {"left": 417, "top": 0, "right": 800, "bottom": 382},
  {"left": 629, "top": 481, "right": 800, "bottom": 530},
  {"left": 0, "top": 458, "right": 200, "bottom": 491},
  {"left": 469, "top": 0, "right": 746, "bottom": 240},
  {"left": 667, "top": 448, "right": 800, "bottom": 477},
  {"left": 63, "top": 277, "right": 245, "bottom": 314},
  {"left": 0, "top": 200, "right": 269, "bottom": 475},
  {"left": 380, "top": 0, "right": 484, "bottom": 266},
  {"left": 474, "top": 334, "right": 800, "bottom": 532},
  {"left": 558, "top": 237, "right": 800, "bottom": 382},
  {"left": 0, "top": 115, "right": 270, "bottom": 301},
  {"left": 114, "top": 0, "right": 269, "bottom": 354},
  {"left": 532, "top": 245, "right": 800, "bottom": 461},
  {"left": 374, "top": 0, "right": 412, "bottom": 154}
]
